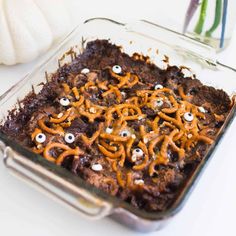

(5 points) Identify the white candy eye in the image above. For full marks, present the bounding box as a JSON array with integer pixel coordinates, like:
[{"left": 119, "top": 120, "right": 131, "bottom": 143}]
[
  {"left": 91, "top": 163, "right": 103, "bottom": 171},
  {"left": 121, "top": 91, "right": 126, "bottom": 97},
  {"left": 89, "top": 107, "right": 96, "bottom": 114},
  {"left": 132, "top": 148, "right": 143, "bottom": 157},
  {"left": 120, "top": 130, "right": 130, "bottom": 137},
  {"left": 112, "top": 65, "right": 122, "bottom": 74},
  {"left": 35, "top": 133, "right": 46, "bottom": 143},
  {"left": 105, "top": 127, "right": 113, "bottom": 134},
  {"left": 184, "top": 112, "right": 194, "bottom": 122},
  {"left": 198, "top": 106, "right": 206, "bottom": 113},
  {"left": 81, "top": 68, "right": 90, "bottom": 74},
  {"left": 131, "top": 148, "right": 144, "bottom": 162},
  {"left": 134, "top": 179, "right": 144, "bottom": 185},
  {"left": 57, "top": 113, "right": 63, "bottom": 118},
  {"left": 60, "top": 97, "right": 70, "bottom": 106},
  {"left": 64, "top": 133, "right": 75, "bottom": 143},
  {"left": 156, "top": 99, "right": 164, "bottom": 107},
  {"left": 154, "top": 84, "right": 163, "bottom": 90}
]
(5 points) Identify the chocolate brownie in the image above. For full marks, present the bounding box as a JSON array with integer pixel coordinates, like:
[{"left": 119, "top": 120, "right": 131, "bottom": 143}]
[{"left": 0, "top": 40, "right": 232, "bottom": 212}]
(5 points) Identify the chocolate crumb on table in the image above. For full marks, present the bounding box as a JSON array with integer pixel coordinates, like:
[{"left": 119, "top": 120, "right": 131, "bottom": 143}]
[{"left": 0, "top": 40, "right": 231, "bottom": 212}]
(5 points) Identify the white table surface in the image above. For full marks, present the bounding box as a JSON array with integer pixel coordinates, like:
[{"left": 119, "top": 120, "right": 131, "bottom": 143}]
[{"left": 0, "top": 1, "right": 236, "bottom": 235}]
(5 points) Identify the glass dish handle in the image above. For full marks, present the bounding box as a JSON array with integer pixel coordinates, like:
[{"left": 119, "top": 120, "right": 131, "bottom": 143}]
[{"left": 1, "top": 145, "right": 112, "bottom": 219}]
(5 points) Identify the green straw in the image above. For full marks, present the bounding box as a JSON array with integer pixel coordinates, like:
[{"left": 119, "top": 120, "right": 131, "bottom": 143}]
[
  {"left": 205, "top": 0, "right": 222, "bottom": 37},
  {"left": 194, "top": 0, "right": 208, "bottom": 34}
]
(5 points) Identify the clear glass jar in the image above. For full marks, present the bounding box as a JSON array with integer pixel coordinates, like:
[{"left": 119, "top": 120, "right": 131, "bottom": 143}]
[{"left": 183, "top": 0, "right": 236, "bottom": 51}]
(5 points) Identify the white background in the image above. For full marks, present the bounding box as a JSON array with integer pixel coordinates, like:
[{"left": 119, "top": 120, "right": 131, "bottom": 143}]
[{"left": 0, "top": 1, "right": 236, "bottom": 235}]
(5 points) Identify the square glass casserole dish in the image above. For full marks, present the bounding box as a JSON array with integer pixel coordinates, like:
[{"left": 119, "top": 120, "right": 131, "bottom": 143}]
[{"left": 0, "top": 18, "right": 236, "bottom": 232}]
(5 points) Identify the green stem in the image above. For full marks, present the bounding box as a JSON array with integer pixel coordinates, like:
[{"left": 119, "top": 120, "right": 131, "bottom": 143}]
[
  {"left": 194, "top": 0, "right": 208, "bottom": 34},
  {"left": 205, "top": 0, "right": 222, "bottom": 37}
]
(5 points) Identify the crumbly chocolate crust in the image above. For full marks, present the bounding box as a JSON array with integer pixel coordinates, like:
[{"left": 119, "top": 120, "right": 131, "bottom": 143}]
[{"left": 1, "top": 40, "right": 231, "bottom": 212}]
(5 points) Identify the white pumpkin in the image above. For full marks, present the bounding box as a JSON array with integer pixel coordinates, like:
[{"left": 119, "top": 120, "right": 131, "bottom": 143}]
[{"left": 0, "top": 0, "right": 74, "bottom": 65}]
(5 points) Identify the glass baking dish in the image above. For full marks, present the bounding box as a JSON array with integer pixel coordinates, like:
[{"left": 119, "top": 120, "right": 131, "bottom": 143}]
[{"left": 0, "top": 18, "right": 236, "bottom": 233}]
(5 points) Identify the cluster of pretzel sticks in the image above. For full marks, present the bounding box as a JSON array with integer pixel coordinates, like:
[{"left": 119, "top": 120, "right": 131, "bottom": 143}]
[{"left": 31, "top": 66, "right": 215, "bottom": 188}]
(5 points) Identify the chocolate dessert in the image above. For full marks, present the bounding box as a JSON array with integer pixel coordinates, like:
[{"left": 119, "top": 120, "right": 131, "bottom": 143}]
[{"left": 0, "top": 40, "right": 231, "bottom": 212}]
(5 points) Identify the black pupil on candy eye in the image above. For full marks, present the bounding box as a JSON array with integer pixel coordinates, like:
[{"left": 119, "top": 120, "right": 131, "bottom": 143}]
[
  {"left": 68, "top": 135, "right": 73, "bottom": 139},
  {"left": 38, "top": 135, "right": 43, "bottom": 139},
  {"left": 122, "top": 132, "right": 127, "bottom": 137},
  {"left": 136, "top": 149, "right": 140, "bottom": 152}
]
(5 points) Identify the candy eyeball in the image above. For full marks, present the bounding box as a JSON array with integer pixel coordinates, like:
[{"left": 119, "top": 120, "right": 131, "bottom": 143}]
[
  {"left": 198, "top": 106, "right": 206, "bottom": 113},
  {"left": 35, "top": 133, "right": 46, "bottom": 143},
  {"left": 156, "top": 98, "right": 164, "bottom": 107},
  {"left": 91, "top": 163, "right": 103, "bottom": 171},
  {"left": 154, "top": 84, "right": 163, "bottom": 90},
  {"left": 121, "top": 91, "right": 126, "bottom": 97},
  {"left": 120, "top": 130, "right": 131, "bottom": 137},
  {"left": 105, "top": 127, "right": 113, "bottom": 134},
  {"left": 64, "top": 133, "right": 75, "bottom": 144},
  {"left": 131, "top": 148, "right": 144, "bottom": 162},
  {"left": 132, "top": 148, "right": 143, "bottom": 157},
  {"left": 134, "top": 179, "right": 144, "bottom": 185},
  {"left": 89, "top": 107, "right": 96, "bottom": 114},
  {"left": 112, "top": 65, "right": 122, "bottom": 74},
  {"left": 57, "top": 113, "right": 63, "bottom": 118},
  {"left": 131, "top": 148, "right": 143, "bottom": 162},
  {"left": 184, "top": 112, "right": 194, "bottom": 122},
  {"left": 60, "top": 97, "right": 70, "bottom": 106},
  {"left": 81, "top": 68, "right": 90, "bottom": 74}
]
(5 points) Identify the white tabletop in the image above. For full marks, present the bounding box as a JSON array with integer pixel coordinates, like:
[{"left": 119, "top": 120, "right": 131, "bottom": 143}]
[{"left": 0, "top": 1, "right": 236, "bottom": 235}]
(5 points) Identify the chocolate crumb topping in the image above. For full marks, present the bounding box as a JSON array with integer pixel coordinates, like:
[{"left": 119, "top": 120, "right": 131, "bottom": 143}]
[{"left": 0, "top": 40, "right": 231, "bottom": 212}]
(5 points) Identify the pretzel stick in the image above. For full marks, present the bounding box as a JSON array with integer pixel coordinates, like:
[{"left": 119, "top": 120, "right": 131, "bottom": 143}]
[
  {"left": 78, "top": 106, "right": 104, "bottom": 123},
  {"left": 160, "top": 129, "right": 185, "bottom": 162},
  {"left": 100, "top": 140, "right": 118, "bottom": 152},
  {"left": 98, "top": 143, "right": 124, "bottom": 159},
  {"left": 148, "top": 135, "right": 165, "bottom": 157},
  {"left": 72, "top": 95, "right": 85, "bottom": 109},
  {"left": 38, "top": 118, "right": 64, "bottom": 136},
  {"left": 72, "top": 87, "right": 80, "bottom": 100},
  {"left": 32, "top": 147, "right": 44, "bottom": 154},
  {"left": 178, "top": 86, "right": 190, "bottom": 101},
  {"left": 133, "top": 141, "right": 149, "bottom": 171},
  {"left": 50, "top": 108, "right": 71, "bottom": 123},
  {"left": 100, "top": 133, "right": 129, "bottom": 142},
  {"left": 161, "top": 95, "right": 179, "bottom": 113},
  {"left": 97, "top": 80, "right": 108, "bottom": 90},
  {"left": 116, "top": 170, "right": 132, "bottom": 188},
  {"left": 186, "top": 134, "right": 213, "bottom": 150},
  {"left": 56, "top": 147, "right": 84, "bottom": 165},
  {"left": 102, "top": 85, "right": 122, "bottom": 102},
  {"left": 119, "top": 152, "right": 126, "bottom": 167},
  {"left": 43, "top": 143, "right": 71, "bottom": 162},
  {"left": 62, "top": 83, "right": 71, "bottom": 94},
  {"left": 152, "top": 116, "right": 160, "bottom": 133},
  {"left": 81, "top": 123, "right": 104, "bottom": 146},
  {"left": 126, "top": 137, "right": 135, "bottom": 160}
]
